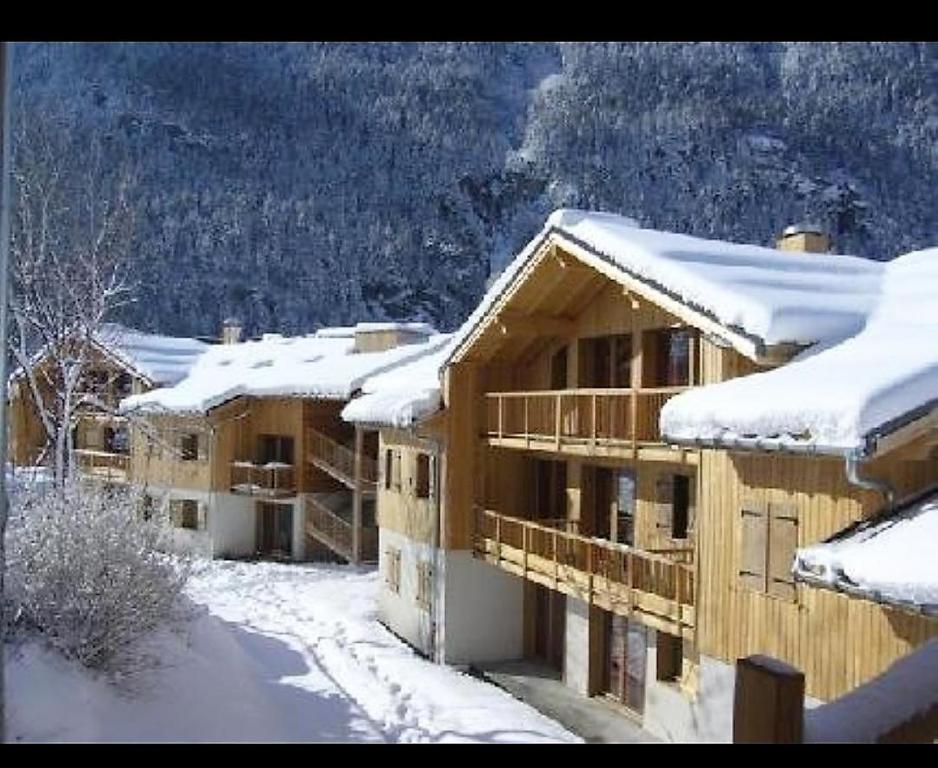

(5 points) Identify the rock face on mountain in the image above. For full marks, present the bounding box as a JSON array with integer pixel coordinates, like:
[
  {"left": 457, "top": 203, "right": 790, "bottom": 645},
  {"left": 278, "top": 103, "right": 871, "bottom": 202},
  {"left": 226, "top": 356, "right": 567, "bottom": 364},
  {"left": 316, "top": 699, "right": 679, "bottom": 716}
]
[{"left": 13, "top": 42, "right": 937, "bottom": 337}]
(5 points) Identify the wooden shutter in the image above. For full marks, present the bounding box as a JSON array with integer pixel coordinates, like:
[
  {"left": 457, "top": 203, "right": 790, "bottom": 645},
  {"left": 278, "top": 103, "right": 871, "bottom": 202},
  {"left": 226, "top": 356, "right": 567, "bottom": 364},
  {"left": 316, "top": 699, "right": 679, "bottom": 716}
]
[
  {"left": 197, "top": 432, "right": 207, "bottom": 461},
  {"left": 198, "top": 502, "right": 208, "bottom": 531},
  {"left": 415, "top": 454, "right": 430, "bottom": 499},
  {"left": 768, "top": 502, "right": 798, "bottom": 600},
  {"left": 170, "top": 499, "right": 183, "bottom": 527},
  {"left": 739, "top": 498, "right": 768, "bottom": 592},
  {"left": 384, "top": 449, "right": 393, "bottom": 490},
  {"left": 428, "top": 456, "right": 436, "bottom": 500},
  {"left": 655, "top": 473, "right": 674, "bottom": 533}
]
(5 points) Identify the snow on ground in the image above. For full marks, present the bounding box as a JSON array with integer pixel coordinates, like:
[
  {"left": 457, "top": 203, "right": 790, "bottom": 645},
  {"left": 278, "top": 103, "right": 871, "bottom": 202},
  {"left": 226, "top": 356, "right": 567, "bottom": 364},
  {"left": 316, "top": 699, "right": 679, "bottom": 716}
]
[{"left": 6, "top": 560, "right": 579, "bottom": 743}]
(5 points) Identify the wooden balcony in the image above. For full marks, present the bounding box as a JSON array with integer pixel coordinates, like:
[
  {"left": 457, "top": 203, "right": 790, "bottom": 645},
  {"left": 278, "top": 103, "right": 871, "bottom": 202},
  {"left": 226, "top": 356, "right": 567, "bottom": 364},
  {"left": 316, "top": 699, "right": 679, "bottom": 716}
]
[
  {"left": 473, "top": 507, "right": 695, "bottom": 640},
  {"left": 74, "top": 448, "right": 130, "bottom": 483},
  {"left": 305, "top": 496, "right": 378, "bottom": 563},
  {"left": 230, "top": 461, "right": 296, "bottom": 499},
  {"left": 307, "top": 428, "right": 378, "bottom": 492},
  {"left": 484, "top": 387, "right": 689, "bottom": 459}
]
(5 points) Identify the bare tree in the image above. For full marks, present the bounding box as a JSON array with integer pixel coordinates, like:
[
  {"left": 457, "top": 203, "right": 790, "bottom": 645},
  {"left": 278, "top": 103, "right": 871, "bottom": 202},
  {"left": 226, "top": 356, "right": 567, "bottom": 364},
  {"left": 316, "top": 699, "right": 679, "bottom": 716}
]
[{"left": 8, "top": 115, "right": 137, "bottom": 488}]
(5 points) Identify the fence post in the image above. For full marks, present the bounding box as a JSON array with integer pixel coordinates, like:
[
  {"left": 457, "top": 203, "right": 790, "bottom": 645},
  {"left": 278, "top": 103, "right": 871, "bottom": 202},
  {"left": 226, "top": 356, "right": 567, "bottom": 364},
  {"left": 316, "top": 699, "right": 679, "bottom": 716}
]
[{"left": 733, "top": 655, "right": 805, "bottom": 743}]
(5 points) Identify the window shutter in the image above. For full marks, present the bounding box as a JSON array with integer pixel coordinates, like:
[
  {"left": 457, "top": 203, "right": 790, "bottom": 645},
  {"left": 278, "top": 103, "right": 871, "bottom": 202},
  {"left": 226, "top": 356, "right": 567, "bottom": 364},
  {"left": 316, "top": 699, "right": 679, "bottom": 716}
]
[
  {"left": 768, "top": 502, "right": 798, "bottom": 600},
  {"left": 198, "top": 502, "right": 208, "bottom": 531},
  {"left": 655, "top": 473, "right": 674, "bottom": 532},
  {"left": 428, "top": 455, "right": 436, "bottom": 501},
  {"left": 739, "top": 498, "right": 768, "bottom": 592},
  {"left": 197, "top": 432, "right": 207, "bottom": 461},
  {"left": 687, "top": 475, "right": 697, "bottom": 535},
  {"left": 170, "top": 500, "right": 183, "bottom": 527}
]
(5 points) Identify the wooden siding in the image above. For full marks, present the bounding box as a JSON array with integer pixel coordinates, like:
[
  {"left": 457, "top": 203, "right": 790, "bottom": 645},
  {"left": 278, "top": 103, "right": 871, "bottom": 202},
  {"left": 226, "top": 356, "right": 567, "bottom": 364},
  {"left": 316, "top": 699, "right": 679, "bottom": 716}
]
[
  {"left": 375, "top": 428, "right": 438, "bottom": 545},
  {"left": 697, "top": 449, "right": 938, "bottom": 702}
]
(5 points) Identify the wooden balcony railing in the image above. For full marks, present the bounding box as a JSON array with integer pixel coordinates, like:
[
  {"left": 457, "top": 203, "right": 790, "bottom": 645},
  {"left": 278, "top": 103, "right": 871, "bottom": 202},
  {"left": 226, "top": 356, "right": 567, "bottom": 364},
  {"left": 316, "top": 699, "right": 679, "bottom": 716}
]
[
  {"left": 231, "top": 461, "right": 296, "bottom": 498},
  {"left": 473, "top": 507, "right": 695, "bottom": 639},
  {"left": 74, "top": 448, "right": 130, "bottom": 482},
  {"left": 305, "top": 496, "right": 378, "bottom": 563},
  {"left": 484, "top": 387, "right": 686, "bottom": 450},
  {"left": 307, "top": 428, "right": 378, "bottom": 490}
]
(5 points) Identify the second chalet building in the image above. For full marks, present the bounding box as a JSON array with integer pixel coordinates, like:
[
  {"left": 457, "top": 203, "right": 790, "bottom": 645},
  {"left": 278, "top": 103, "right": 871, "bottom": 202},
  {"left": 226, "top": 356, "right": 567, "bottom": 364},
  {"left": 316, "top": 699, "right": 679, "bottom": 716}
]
[
  {"left": 347, "top": 209, "right": 938, "bottom": 742},
  {"left": 121, "top": 322, "right": 448, "bottom": 561}
]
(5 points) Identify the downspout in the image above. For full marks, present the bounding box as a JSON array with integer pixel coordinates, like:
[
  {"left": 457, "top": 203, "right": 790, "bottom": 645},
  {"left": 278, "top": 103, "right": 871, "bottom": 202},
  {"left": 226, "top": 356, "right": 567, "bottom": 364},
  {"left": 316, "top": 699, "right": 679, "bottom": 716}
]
[
  {"left": 426, "top": 431, "right": 443, "bottom": 665},
  {"left": 844, "top": 450, "right": 895, "bottom": 511}
]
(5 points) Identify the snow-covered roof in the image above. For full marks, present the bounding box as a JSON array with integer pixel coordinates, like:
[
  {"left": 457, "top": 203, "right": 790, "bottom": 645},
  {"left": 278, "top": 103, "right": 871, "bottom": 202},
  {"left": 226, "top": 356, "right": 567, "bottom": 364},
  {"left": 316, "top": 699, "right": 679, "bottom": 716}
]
[
  {"left": 342, "top": 335, "right": 454, "bottom": 429},
  {"left": 11, "top": 323, "right": 208, "bottom": 388},
  {"left": 445, "top": 209, "right": 882, "bottom": 367},
  {"left": 660, "top": 248, "right": 938, "bottom": 455},
  {"left": 121, "top": 331, "right": 449, "bottom": 415},
  {"left": 794, "top": 488, "right": 938, "bottom": 616},
  {"left": 94, "top": 324, "right": 209, "bottom": 386}
]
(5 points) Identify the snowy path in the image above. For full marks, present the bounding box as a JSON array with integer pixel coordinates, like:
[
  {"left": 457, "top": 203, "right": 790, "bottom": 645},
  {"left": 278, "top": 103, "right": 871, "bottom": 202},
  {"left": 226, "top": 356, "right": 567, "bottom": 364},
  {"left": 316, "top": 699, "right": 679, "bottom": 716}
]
[{"left": 7, "top": 559, "right": 579, "bottom": 743}]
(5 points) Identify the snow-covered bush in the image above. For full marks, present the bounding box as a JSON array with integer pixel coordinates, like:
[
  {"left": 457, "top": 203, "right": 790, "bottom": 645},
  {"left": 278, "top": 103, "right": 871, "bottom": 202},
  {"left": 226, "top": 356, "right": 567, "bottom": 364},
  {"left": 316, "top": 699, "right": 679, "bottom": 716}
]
[{"left": 4, "top": 479, "right": 191, "bottom": 671}]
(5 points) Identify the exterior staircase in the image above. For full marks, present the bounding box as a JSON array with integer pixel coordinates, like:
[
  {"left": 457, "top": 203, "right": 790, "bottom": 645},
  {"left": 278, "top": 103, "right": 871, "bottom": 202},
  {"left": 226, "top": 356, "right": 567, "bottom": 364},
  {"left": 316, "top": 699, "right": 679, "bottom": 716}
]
[{"left": 306, "top": 492, "right": 378, "bottom": 563}]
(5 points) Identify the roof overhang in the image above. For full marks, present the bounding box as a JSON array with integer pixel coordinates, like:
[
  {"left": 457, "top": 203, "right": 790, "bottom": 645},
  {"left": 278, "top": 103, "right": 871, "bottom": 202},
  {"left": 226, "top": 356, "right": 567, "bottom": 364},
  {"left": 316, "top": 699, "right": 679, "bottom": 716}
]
[{"left": 447, "top": 228, "right": 803, "bottom": 369}]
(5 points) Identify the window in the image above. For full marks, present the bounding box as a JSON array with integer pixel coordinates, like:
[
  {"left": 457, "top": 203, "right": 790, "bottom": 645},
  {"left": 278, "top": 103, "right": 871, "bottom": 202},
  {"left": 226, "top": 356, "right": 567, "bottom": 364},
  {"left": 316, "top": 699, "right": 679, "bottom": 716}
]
[
  {"left": 180, "top": 433, "right": 199, "bottom": 461},
  {"left": 171, "top": 499, "right": 200, "bottom": 530},
  {"left": 385, "top": 448, "right": 393, "bottom": 490},
  {"left": 656, "top": 631, "right": 683, "bottom": 682},
  {"left": 643, "top": 328, "right": 694, "bottom": 387},
  {"left": 415, "top": 453, "right": 431, "bottom": 499},
  {"left": 104, "top": 426, "right": 129, "bottom": 455},
  {"left": 115, "top": 372, "right": 133, "bottom": 398},
  {"left": 655, "top": 473, "right": 694, "bottom": 540},
  {"left": 258, "top": 434, "right": 294, "bottom": 465},
  {"left": 386, "top": 547, "right": 401, "bottom": 594},
  {"left": 672, "top": 475, "right": 690, "bottom": 540},
  {"left": 141, "top": 493, "right": 154, "bottom": 522},
  {"left": 416, "top": 561, "right": 432, "bottom": 610},
  {"left": 578, "top": 335, "right": 632, "bottom": 388},
  {"left": 739, "top": 498, "right": 798, "bottom": 600}
]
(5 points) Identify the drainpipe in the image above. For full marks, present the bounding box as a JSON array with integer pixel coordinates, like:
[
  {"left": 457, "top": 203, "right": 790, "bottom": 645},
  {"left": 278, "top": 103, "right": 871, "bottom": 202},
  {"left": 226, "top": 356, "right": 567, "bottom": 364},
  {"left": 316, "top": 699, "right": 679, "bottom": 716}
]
[{"left": 844, "top": 451, "right": 895, "bottom": 511}]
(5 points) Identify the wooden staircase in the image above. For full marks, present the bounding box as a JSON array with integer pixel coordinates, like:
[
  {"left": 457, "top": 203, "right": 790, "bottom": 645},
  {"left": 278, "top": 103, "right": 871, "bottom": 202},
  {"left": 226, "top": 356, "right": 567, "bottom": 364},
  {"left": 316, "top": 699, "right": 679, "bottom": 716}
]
[
  {"left": 306, "top": 494, "right": 378, "bottom": 564},
  {"left": 306, "top": 427, "right": 378, "bottom": 492}
]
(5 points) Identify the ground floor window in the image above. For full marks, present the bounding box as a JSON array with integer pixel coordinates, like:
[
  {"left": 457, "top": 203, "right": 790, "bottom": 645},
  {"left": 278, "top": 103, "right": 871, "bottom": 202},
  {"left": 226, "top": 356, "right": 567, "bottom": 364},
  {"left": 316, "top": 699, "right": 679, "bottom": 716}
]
[
  {"left": 171, "top": 499, "right": 200, "bottom": 530},
  {"left": 656, "top": 631, "right": 683, "bottom": 682}
]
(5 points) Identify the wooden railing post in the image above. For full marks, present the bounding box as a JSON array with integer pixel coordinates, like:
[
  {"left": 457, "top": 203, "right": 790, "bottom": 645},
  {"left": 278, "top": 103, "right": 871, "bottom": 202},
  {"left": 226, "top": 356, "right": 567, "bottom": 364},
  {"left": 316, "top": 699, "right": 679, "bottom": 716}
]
[
  {"left": 733, "top": 656, "right": 805, "bottom": 743},
  {"left": 524, "top": 396, "right": 530, "bottom": 447},
  {"left": 498, "top": 396, "right": 504, "bottom": 440},
  {"left": 495, "top": 511, "right": 502, "bottom": 564},
  {"left": 522, "top": 523, "right": 528, "bottom": 578},
  {"left": 630, "top": 389, "right": 638, "bottom": 452},
  {"left": 591, "top": 393, "right": 597, "bottom": 449},
  {"left": 555, "top": 394, "right": 562, "bottom": 450},
  {"left": 552, "top": 528, "right": 559, "bottom": 588}
]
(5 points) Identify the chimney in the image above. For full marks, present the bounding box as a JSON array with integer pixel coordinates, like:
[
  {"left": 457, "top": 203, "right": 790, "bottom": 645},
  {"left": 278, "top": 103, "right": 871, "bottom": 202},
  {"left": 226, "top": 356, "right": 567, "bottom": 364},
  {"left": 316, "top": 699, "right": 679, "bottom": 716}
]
[
  {"left": 221, "top": 317, "right": 242, "bottom": 345},
  {"left": 776, "top": 223, "right": 830, "bottom": 254}
]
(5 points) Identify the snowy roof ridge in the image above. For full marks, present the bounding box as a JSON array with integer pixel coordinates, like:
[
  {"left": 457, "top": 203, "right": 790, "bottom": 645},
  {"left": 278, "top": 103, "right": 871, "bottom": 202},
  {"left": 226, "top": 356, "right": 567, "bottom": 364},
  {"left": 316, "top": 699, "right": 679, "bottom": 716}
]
[
  {"left": 660, "top": 246, "right": 938, "bottom": 455},
  {"left": 342, "top": 335, "right": 454, "bottom": 429},
  {"left": 444, "top": 208, "right": 881, "bottom": 370},
  {"left": 10, "top": 323, "right": 208, "bottom": 388},
  {"left": 121, "top": 329, "right": 450, "bottom": 416}
]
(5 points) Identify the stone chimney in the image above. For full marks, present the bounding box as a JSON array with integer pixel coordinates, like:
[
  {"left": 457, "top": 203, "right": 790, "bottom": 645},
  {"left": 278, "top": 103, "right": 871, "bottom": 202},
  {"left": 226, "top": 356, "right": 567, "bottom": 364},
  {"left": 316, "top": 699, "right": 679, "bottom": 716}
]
[
  {"left": 776, "top": 223, "right": 830, "bottom": 254},
  {"left": 221, "top": 317, "right": 243, "bottom": 345}
]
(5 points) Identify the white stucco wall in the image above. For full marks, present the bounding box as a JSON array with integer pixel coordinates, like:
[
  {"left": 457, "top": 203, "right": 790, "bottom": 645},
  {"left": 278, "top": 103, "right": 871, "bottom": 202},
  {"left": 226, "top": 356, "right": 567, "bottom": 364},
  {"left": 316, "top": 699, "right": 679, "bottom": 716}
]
[
  {"left": 377, "top": 528, "right": 435, "bottom": 657},
  {"left": 438, "top": 549, "right": 524, "bottom": 666},
  {"left": 209, "top": 492, "right": 257, "bottom": 559},
  {"left": 564, "top": 597, "right": 591, "bottom": 695}
]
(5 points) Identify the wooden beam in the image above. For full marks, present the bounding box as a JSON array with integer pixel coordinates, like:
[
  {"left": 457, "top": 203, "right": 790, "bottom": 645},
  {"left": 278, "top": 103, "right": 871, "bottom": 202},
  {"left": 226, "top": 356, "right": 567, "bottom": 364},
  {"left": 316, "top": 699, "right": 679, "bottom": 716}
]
[{"left": 497, "top": 311, "right": 574, "bottom": 339}]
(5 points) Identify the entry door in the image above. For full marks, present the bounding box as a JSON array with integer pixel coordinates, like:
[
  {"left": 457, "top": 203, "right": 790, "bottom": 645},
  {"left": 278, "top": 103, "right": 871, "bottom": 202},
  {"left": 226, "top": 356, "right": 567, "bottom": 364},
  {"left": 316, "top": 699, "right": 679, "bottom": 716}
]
[
  {"left": 257, "top": 503, "right": 293, "bottom": 558},
  {"left": 604, "top": 613, "right": 648, "bottom": 716},
  {"left": 532, "top": 583, "right": 566, "bottom": 672}
]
